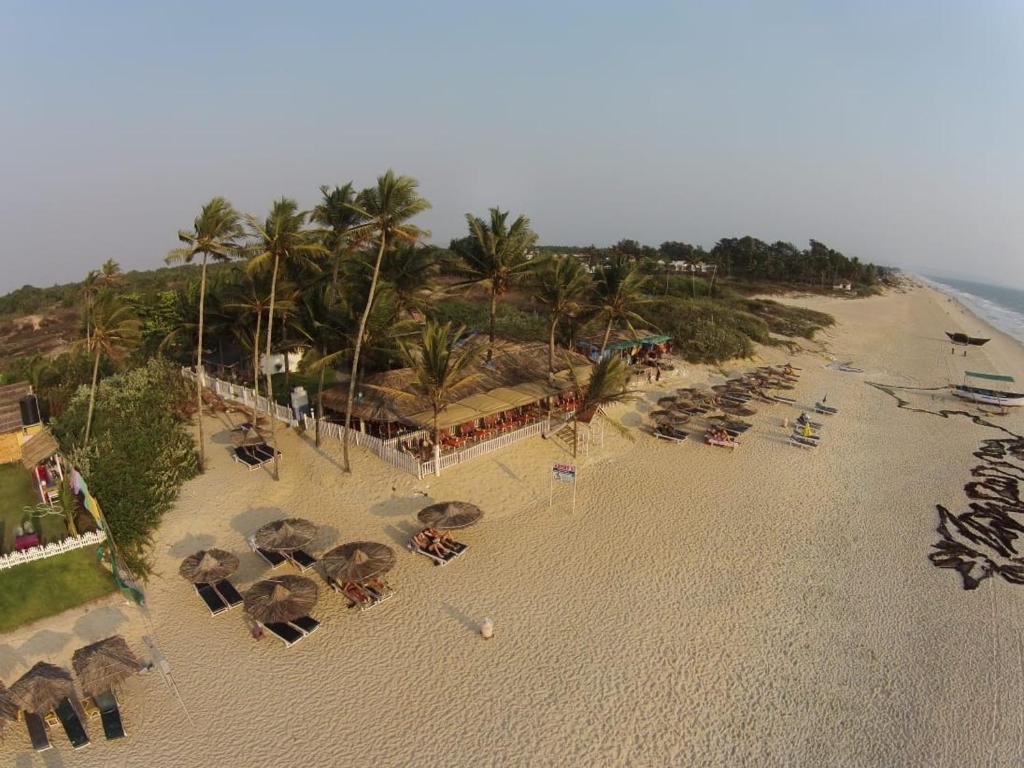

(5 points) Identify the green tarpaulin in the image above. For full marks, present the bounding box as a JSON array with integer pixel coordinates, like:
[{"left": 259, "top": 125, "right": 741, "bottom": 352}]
[{"left": 965, "top": 371, "right": 1015, "bottom": 383}]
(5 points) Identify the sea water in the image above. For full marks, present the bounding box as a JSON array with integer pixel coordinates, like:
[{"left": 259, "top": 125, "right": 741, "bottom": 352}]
[{"left": 923, "top": 275, "right": 1024, "bottom": 347}]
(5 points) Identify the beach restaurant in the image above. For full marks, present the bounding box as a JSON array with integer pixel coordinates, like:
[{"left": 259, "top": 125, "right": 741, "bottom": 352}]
[
  {"left": 319, "top": 341, "right": 593, "bottom": 468},
  {"left": 575, "top": 330, "right": 672, "bottom": 363}
]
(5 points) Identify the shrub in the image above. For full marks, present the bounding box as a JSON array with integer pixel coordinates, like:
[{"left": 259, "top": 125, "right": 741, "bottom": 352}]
[
  {"left": 744, "top": 300, "right": 833, "bottom": 338},
  {"left": 53, "top": 358, "right": 198, "bottom": 579}
]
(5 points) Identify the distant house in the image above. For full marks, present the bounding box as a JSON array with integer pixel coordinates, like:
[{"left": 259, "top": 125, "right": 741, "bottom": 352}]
[
  {"left": 0, "top": 382, "right": 44, "bottom": 464},
  {"left": 832, "top": 282, "right": 853, "bottom": 291}
]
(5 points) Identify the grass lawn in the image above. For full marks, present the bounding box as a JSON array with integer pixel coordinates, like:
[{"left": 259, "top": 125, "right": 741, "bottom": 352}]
[
  {"left": 0, "top": 463, "right": 68, "bottom": 554},
  {"left": 0, "top": 546, "right": 116, "bottom": 633}
]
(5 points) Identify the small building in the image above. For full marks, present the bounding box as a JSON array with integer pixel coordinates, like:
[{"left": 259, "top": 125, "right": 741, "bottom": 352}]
[
  {"left": 0, "top": 382, "right": 43, "bottom": 464},
  {"left": 575, "top": 330, "right": 672, "bottom": 363}
]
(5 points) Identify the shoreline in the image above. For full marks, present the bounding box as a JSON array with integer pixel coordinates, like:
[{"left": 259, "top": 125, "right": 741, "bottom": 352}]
[{"left": 3, "top": 285, "right": 1024, "bottom": 766}]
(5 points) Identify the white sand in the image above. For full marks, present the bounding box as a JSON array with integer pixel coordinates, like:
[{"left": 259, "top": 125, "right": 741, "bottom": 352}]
[{"left": 3, "top": 282, "right": 1024, "bottom": 766}]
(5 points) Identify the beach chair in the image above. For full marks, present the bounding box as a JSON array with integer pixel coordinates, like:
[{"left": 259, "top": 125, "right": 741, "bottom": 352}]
[
  {"left": 24, "top": 712, "right": 52, "bottom": 752},
  {"left": 55, "top": 697, "right": 90, "bottom": 749},
  {"left": 194, "top": 582, "right": 229, "bottom": 615},
  {"left": 654, "top": 425, "right": 688, "bottom": 442},
  {"left": 789, "top": 433, "right": 819, "bottom": 448},
  {"left": 213, "top": 578, "right": 244, "bottom": 608},
  {"left": 796, "top": 413, "right": 823, "bottom": 430},
  {"left": 93, "top": 690, "right": 126, "bottom": 740},
  {"left": 408, "top": 533, "right": 468, "bottom": 566},
  {"left": 289, "top": 615, "right": 321, "bottom": 635},
  {"left": 285, "top": 549, "right": 317, "bottom": 572},
  {"left": 251, "top": 443, "right": 281, "bottom": 462},
  {"left": 249, "top": 536, "right": 286, "bottom": 568},
  {"left": 704, "top": 433, "right": 738, "bottom": 450},
  {"left": 262, "top": 621, "right": 304, "bottom": 647},
  {"left": 815, "top": 402, "right": 838, "bottom": 415}
]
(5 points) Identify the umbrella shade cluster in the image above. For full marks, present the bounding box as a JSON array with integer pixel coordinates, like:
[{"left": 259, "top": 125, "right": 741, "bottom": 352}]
[
  {"left": 244, "top": 575, "right": 319, "bottom": 624},
  {"left": 254, "top": 518, "right": 317, "bottom": 551},
  {"left": 8, "top": 662, "right": 74, "bottom": 716},
  {"left": 317, "top": 542, "right": 396, "bottom": 583},
  {"left": 179, "top": 548, "right": 239, "bottom": 583},
  {"left": 417, "top": 501, "right": 483, "bottom": 530},
  {"left": 71, "top": 636, "right": 142, "bottom": 697}
]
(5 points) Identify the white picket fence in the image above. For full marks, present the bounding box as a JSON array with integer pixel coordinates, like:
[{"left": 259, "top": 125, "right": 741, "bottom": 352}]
[
  {"left": 420, "top": 418, "right": 552, "bottom": 476},
  {"left": 0, "top": 530, "right": 107, "bottom": 571},
  {"left": 184, "top": 368, "right": 297, "bottom": 426}
]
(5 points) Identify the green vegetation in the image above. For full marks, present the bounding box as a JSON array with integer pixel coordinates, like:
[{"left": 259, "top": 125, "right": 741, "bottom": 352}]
[
  {"left": 0, "top": 547, "right": 116, "bottom": 632},
  {"left": 54, "top": 358, "right": 199, "bottom": 580}
]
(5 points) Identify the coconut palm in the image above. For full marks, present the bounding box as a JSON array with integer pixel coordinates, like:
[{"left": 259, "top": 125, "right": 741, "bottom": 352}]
[
  {"left": 568, "top": 354, "right": 633, "bottom": 458},
  {"left": 80, "top": 297, "right": 141, "bottom": 446},
  {"left": 339, "top": 170, "right": 430, "bottom": 472},
  {"left": 590, "top": 255, "right": 650, "bottom": 359},
  {"left": 535, "top": 255, "right": 590, "bottom": 381},
  {"left": 311, "top": 182, "right": 365, "bottom": 298},
  {"left": 244, "top": 199, "right": 326, "bottom": 479},
  {"left": 165, "top": 197, "right": 243, "bottom": 469},
  {"left": 81, "top": 269, "right": 101, "bottom": 346},
  {"left": 294, "top": 285, "right": 347, "bottom": 446},
  {"left": 455, "top": 207, "right": 538, "bottom": 362},
  {"left": 99, "top": 259, "right": 125, "bottom": 290},
  {"left": 395, "top": 321, "right": 482, "bottom": 468},
  {"left": 223, "top": 274, "right": 277, "bottom": 396},
  {"left": 379, "top": 242, "right": 436, "bottom": 318}
]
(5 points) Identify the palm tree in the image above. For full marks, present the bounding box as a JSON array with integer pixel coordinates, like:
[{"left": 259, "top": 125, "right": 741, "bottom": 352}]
[
  {"left": 535, "top": 255, "right": 590, "bottom": 381},
  {"left": 311, "top": 182, "right": 365, "bottom": 298},
  {"left": 568, "top": 354, "right": 633, "bottom": 458},
  {"left": 245, "top": 198, "right": 326, "bottom": 478},
  {"left": 339, "top": 170, "right": 430, "bottom": 472},
  {"left": 590, "top": 255, "right": 650, "bottom": 359},
  {"left": 99, "top": 259, "right": 125, "bottom": 290},
  {"left": 379, "top": 242, "right": 436, "bottom": 318},
  {"left": 80, "top": 297, "right": 140, "bottom": 446},
  {"left": 455, "top": 207, "right": 538, "bottom": 362},
  {"left": 165, "top": 196, "right": 243, "bottom": 469},
  {"left": 395, "top": 321, "right": 482, "bottom": 471},
  {"left": 294, "top": 285, "right": 347, "bottom": 446},
  {"left": 224, "top": 274, "right": 273, "bottom": 396},
  {"left": 81, "top": 270, "right": 101, "bottom": 346}
]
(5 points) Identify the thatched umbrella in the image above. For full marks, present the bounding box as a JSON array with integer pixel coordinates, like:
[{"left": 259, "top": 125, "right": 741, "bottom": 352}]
[
  {"left": 254, "top": 518, "right": 317, "bottom": 552},
  {"left": 179, "top": 548, "right": 239, "bottom": 584},
  {"left": 71, "top": 636, "right": 142, "bottom": 697},
  {"left": 417, "top": 501, "right": 483, "bottom": 530},
  {"left": 0, "top": 681, "right": 19, "bottom": 736},
  {"left": 317, "top": 542, "right": 396, "bottom": 584},
  {"left": 244, "top": 575, "right": 318, "bottom": 624},
  {"left": 9, "top": 662, "right": 74, "bottom": 715}
]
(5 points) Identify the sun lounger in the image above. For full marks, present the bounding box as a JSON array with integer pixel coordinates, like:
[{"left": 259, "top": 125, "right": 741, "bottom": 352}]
[
  {"left": 789, "top": 433, "right": 819, "bottom": 448},
  {"left": 194, "top": 582, "right": 229, "bottom": 615},
  {"left": 25, "top": 712, "right": 52, "bottom": 752},
  {"left": 213, "top": 578, "right": 244, "bottom": 607},
  {"left": 815, "top": 402, "right": 838, "bottom": 415},
  {"left": 250, "top": 443, "right": 280, "bottom": 462},
  {"left": 285, "top": 548, "right": 317, "bottom": 571},
  {"left": 249, "top": 537, "right": 286, "bottom": 568},
  {"left": 289, "top": 615, "right": 321, "bottom": 635},
  {"left": 796, "top": 414, "right": 823, "bottom": 430},
  {"left": 263, "top": 621, "right": 304, "bottom": 647},
  {"left": 232, "top": 443, "right": 281, "bottom": 471},
  {"left": 93, "top": 690, "right": 126, "bottom": 740},
  {"left": 654, "top": 425, "right": 688, "bottom": 442},
  {"left": 408, "top": 536, "right": 468, "bottom": 566},
  {"left": 705, "top": 434, "right": 738, "bottom": 450},
  {"left": 55, "top": 697, "right": 90, "bottom": 749}
]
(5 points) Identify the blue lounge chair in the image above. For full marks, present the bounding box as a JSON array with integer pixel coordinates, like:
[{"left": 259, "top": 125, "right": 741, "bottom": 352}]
[
  {"left": 263, "top": 622, "right": 303, "bottom": 647},
  {"left": 285, "top": 549, "right": 317, "bottom": 571},
  {"left": 289, "top": 616, "right": 320, "bottom": 635},
  {"left": 194, "top": 582, "right": 229, "bottom": 615},
  {"left": 93, "top": 690, "right": 126, "bottom": 740},
  {"left": 55, "top": 697, "right": 90, "bottom": 749},
  {"left": 24, "top": 712, "right": 51, "bottom": 752},
  {"left": 213, "top": 579, "right": 244, "bottom": 607}
]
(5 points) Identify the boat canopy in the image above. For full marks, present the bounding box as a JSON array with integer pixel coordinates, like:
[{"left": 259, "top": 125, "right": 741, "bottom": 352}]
[{"left": 965, "top": 371, "right": 1016, "bottom": 383}]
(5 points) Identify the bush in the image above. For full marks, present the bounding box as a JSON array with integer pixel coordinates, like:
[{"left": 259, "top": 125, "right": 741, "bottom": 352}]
[
  {"left": 53, "top": 358, "right": 199, "bottom": 580},
  {"left": 744, "top": 299, "right": 833, "bottom": 339}
]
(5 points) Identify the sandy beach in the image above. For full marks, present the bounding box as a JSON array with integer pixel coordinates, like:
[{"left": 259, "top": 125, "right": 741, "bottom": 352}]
[{"left": 3, "top": 281, "right": 1024, "bottom": 767}]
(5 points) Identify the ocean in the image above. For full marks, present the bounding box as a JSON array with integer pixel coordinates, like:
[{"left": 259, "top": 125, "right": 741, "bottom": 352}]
[{"left": 923, "top": 275, "right": 1024, "bottom": 347}]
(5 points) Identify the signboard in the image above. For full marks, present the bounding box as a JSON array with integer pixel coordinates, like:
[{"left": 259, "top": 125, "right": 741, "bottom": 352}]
[{"left": 552, "top": 463, "right": 576, "bottom": 482}]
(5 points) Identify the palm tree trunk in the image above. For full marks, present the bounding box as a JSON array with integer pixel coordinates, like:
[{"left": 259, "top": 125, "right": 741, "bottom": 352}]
[
  {"left": 598, "top": 316, "right": 614, "bottom": 359},
  {"left": 264, "top": 254, "right": 281, "bottom": 480},
  {"left": 195, "top": 254, "right": 208, "bottom": 470},
  {"left": 84, "top": 348, "right": 102, "bottom": 446},
  {"left": 572, "top": 414, "right": 579, "bottom": 459},
  {"left": 487, "top": 290, "right": 497, "bottom": 361},
  {"left": 316, "top": 359, "right": 326, "bottom": 447},
  {"left": 433, "top": 407, "right": 441, "bottom": 477},
  {"left": 548, "top": 316, "right": 557, "bottom": 384},
  {"left": 342, "top": 233, "right": 387, "bottom": 472},
  {"left": 253, "top": 310, "right": 263, "bottom": 399}
]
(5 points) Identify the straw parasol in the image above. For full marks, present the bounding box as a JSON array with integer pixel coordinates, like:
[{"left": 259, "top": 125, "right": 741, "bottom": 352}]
[
  {"left": 71, "top": 636, "right": 142, "bottom": 697},
  {"left": 9, "top": 662, "right": 74, "bottom": 715},
  {"left": 317, "top": 542, "right": 396, "bottom": 584},
  {"left": 254, "top": 518, "right": 317, "bottom": 552},
  {"left": 0, "top": 681, "right": 19, "bottom": 735},
  {"left": 244, "top": 575, "right": 318, "bottom": 624},
  {"left": 179, "top": 548, "right": 239, "bottom": 584},
  {"left": 417, "top": 501, "right": 483, "bottom": 530}
]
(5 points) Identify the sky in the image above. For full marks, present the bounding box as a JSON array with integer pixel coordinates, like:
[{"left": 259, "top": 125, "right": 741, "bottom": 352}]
[{"left": 2, "top": 0, "right": 1023, "bottom": 293}]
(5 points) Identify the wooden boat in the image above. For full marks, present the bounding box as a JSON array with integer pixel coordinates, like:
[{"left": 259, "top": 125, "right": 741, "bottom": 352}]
[
  {"left": 952, "top": 385, "right": 1024, "bottom": 407},
  {"left": 946, "top": 332, "right": 990, "bottom": 346}
]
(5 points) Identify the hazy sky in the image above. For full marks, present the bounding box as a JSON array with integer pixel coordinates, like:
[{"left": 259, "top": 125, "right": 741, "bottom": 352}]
[{"left": 2, "top": 1, "right": 1023, "bottom": 293}]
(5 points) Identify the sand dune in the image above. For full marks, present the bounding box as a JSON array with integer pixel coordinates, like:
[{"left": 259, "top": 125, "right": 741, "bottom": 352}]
[{"left": 3, "top": 282, "right": 1023, "bottom": 767}]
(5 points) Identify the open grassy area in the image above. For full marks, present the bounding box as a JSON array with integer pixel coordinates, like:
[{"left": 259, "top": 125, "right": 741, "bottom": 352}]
[
  {"left": 0, "top": 546, "right": 116, "bottom": 632},
  {"left": 0, "top": 463, "right": 68, "bottom": 554}
]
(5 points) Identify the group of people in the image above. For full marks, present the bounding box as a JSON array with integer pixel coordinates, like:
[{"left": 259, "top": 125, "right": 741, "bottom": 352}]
[{"left": 411, "top": 527, "right": 460, "bottom": 558}]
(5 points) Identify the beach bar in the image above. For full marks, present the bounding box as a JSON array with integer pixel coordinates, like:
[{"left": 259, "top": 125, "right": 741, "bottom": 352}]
[{"left": 575, "top": 330, "right": 672, "bottom": 363}]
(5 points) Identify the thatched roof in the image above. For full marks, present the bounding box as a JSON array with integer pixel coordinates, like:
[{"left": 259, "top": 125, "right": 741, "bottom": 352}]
[
  {"left": 254, "top": 518, "right": 317, "bottom": 552},
  {"left": 244, "top": 576, "right": 318, "bottom": 624},
  {"left": 316, "top": 542, "right": 396, "bottom": 583},
  {"left": 417, "top": 501, "right": 483, "bottom": 530},
  {"left": 321, "top": 340, "right": 593, "bottom": 427},
  {"left": 9, "top": 662, "right": 74, "bottom": 715},
  {"left": 20, "top": 429, "right": 59, "bottom": 469},
  {"left": 576, "top": 329, "right": 670, "bottom": 352},
  {"left": 0, "top": 681, "right": 19, "bottom": 733},
  {"left": 71, "top": 636, "right": 142, "bottom": 697},
  {"left": 179, "top": 549, "right": 240, "bottom": 584},
  {"left": 0, "top": 382, "right": 30, "bottom": 434}
]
